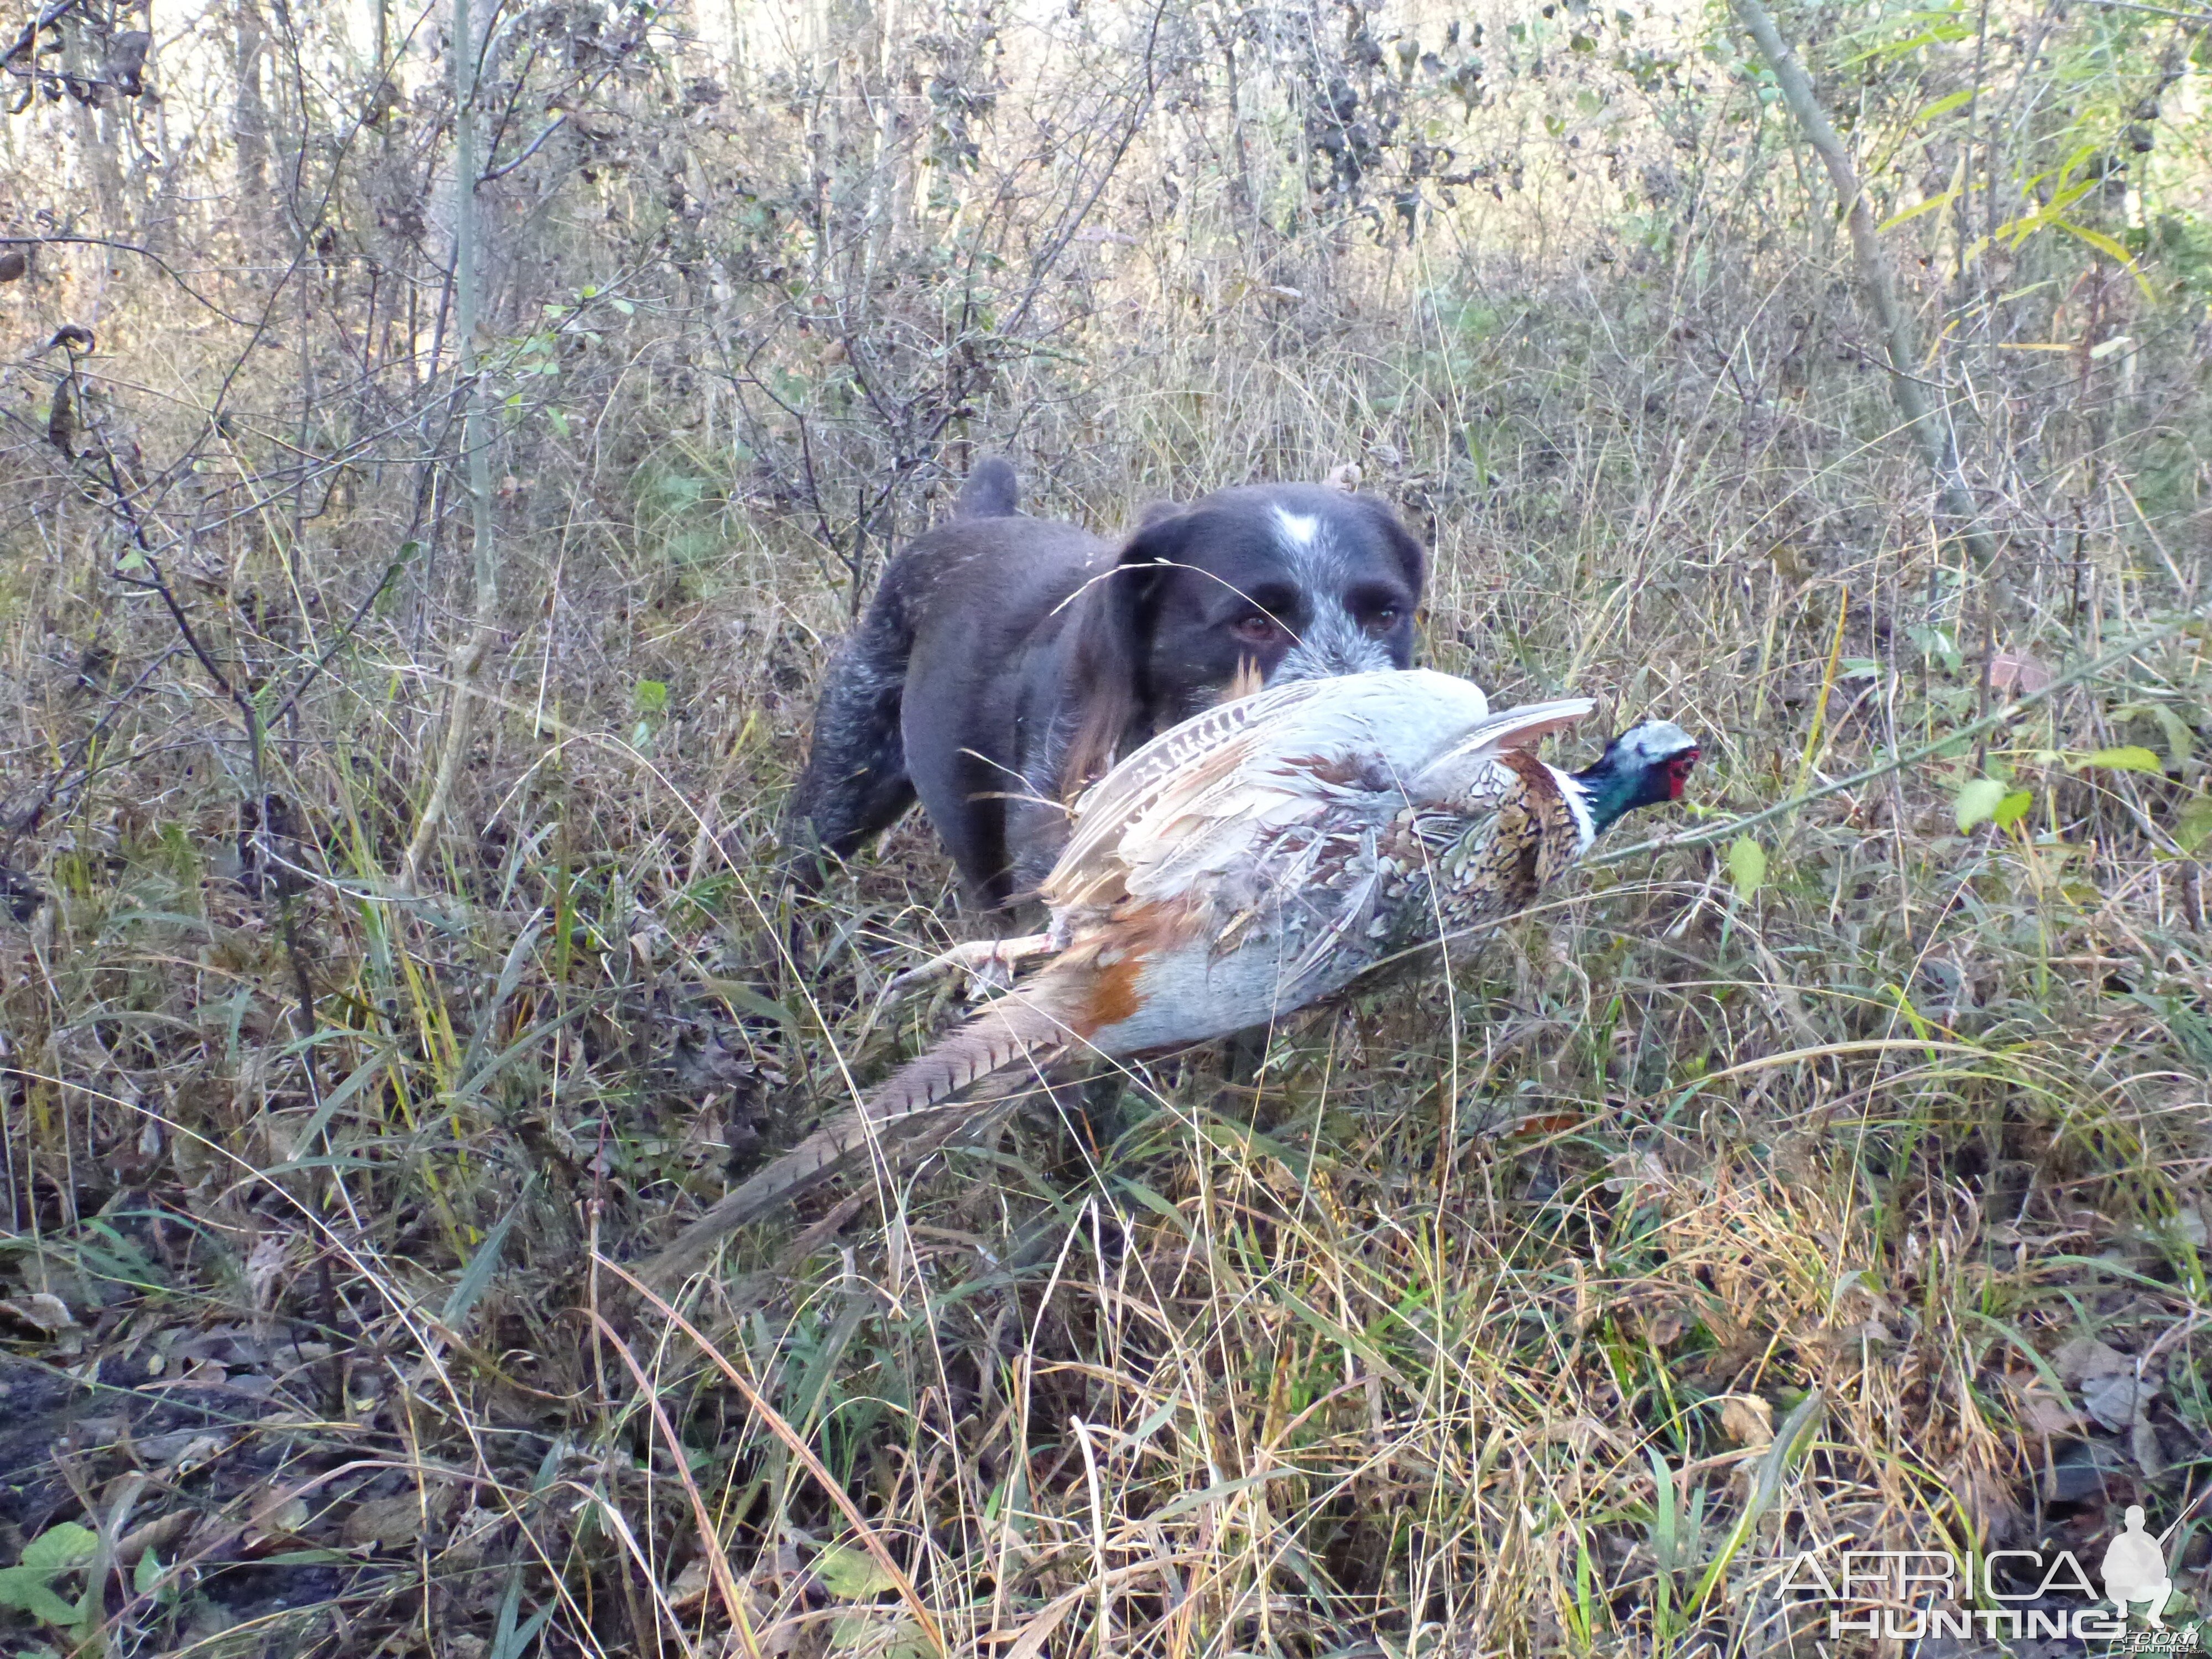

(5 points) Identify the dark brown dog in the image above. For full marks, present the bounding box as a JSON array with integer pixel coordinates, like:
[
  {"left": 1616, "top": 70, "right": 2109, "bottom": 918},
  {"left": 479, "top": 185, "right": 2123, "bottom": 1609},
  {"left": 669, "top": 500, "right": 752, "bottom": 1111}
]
[{"left": 788, "top": 458, "right": 1427, "bottom": 907}]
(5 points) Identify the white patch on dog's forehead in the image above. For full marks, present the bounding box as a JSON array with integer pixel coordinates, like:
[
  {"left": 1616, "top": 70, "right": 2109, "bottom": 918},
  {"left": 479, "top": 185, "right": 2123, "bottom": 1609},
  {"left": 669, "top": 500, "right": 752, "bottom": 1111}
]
[
  {"left": 1257, "top": 495, "right": 1394, "bottom": 683},
  {"left": 1271, "top": 506, "right": 1321, "bottom": 547}
]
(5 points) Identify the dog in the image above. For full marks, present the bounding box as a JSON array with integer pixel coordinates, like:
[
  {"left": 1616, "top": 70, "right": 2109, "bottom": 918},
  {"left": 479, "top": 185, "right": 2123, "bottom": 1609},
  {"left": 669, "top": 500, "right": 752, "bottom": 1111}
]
[{"left": 788, "top": 458, "right": 1427, "bottom": 909}]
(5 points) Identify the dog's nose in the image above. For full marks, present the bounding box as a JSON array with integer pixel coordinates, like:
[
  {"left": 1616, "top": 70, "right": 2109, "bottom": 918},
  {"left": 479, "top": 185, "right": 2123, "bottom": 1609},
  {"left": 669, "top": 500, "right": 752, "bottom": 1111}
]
[{"left": 1271, "top": 623, "right": 1394, "bottom": 683}]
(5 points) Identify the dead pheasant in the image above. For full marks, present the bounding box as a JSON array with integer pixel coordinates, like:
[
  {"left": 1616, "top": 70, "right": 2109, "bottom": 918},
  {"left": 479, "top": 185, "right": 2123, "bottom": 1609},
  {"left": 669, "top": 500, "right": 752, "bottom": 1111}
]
[{"left": 644, "top": 669, "right": 1697, "bottom": 1284}]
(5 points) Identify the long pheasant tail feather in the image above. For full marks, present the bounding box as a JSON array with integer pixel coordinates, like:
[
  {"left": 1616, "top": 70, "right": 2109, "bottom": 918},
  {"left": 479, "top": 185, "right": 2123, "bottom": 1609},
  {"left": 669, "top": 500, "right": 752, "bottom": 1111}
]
[{"left": 638, "top": 984, "right": 1084, "bottom": 1287}]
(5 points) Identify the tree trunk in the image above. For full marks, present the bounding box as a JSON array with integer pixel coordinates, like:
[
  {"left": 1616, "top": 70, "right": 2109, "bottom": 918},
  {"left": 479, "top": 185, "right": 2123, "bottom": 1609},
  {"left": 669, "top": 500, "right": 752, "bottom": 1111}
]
[
  {"left": 1732, "top": 0, "right": 2000, "bottom": 572},
  {"left": 232, "top": 0, "right": 268, "bottom": 247},
  {"left": 400, "top": 0, "right": 499, "bottom": 892}
]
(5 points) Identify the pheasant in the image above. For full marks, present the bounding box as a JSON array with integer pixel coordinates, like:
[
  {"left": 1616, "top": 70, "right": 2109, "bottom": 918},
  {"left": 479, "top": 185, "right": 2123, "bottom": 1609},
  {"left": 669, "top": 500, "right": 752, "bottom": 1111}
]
[{"left": 643, "top": 669, "right": 1697, "bottom": 1284}]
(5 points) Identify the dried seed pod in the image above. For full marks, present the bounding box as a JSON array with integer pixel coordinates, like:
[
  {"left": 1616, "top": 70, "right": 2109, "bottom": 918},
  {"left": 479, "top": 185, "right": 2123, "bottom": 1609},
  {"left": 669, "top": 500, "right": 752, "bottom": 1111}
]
[{"left": 46, "top": 379, "right": 73, "bottom": 457}]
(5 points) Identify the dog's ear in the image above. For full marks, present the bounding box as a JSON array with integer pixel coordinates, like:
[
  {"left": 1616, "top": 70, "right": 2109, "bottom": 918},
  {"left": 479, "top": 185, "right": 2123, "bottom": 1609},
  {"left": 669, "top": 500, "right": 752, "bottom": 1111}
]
[
  {"left": 1346, "top": 492, "right": 1427, "bottom": 596},
  {"left": 1061, "top": 512, "right": 1194, "bottom": 793}
]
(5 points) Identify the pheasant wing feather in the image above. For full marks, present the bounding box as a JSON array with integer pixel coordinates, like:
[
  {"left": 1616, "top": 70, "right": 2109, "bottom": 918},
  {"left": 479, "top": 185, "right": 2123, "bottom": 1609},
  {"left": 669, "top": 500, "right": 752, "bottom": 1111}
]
[{"left": 1064, "top": 677, "right": 1335, "bottom": 842}]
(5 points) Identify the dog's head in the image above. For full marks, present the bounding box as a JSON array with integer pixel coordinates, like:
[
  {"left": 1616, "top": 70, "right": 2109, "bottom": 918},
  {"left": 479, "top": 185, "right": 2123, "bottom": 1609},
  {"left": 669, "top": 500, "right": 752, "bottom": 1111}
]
[{"left": 1065, "top": 483, "right": 1426, "bottom": 785}]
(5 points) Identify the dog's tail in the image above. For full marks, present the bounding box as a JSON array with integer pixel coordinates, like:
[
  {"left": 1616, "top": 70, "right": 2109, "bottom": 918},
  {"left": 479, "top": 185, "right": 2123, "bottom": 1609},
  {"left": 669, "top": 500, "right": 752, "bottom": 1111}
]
[{"left": 953, "top": 456, "right": 1020, "bottom": 520}]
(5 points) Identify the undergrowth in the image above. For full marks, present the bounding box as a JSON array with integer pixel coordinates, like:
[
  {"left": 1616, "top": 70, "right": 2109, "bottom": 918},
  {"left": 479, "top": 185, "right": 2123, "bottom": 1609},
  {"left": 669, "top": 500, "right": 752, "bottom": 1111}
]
[{"left": 2, "top": 0, "right": 2210, "bottom": 1651}]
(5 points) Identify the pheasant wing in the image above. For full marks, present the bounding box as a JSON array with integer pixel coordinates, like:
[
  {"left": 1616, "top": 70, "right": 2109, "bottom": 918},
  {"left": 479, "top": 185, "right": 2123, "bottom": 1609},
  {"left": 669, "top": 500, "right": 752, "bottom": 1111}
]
[
  {"left": 1047, "top": 669, "right": 1495, "bottom": 913},
  {"left": 1148, "top": 697, "right": 1598, "bottom": 919},
  {"left": 1275, "top": 699, "right": 1599, "bottom": 980},
  {"left": 1050, "top": 678, "right": 1337, "bottom": 909},
  {"left": 1405, "top": 699, "right": 1595, "bottom": 802}
]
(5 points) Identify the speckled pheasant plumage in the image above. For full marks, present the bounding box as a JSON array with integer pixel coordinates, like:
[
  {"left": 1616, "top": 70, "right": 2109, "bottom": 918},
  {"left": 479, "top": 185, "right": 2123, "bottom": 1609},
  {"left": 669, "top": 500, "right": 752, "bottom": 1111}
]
[{"left": 644, "top": 670, "right": 1697, "bottom": 1282}]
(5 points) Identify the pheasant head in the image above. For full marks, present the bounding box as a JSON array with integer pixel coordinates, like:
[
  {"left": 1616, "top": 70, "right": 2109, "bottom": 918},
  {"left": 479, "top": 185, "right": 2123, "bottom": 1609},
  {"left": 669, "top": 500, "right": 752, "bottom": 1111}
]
[{"left": 1566, "top": 721, "right": 1700, "bottom": 839}]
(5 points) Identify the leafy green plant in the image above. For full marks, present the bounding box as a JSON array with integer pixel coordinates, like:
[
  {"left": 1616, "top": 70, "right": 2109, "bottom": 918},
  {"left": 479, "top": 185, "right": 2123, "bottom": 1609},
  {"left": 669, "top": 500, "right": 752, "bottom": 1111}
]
[
  {"left": 0, "top": 1522, "right": 97, "bottom": 1629},
  {"left": 1727, "top": 835, "right": 1766, "bottom": 897}
]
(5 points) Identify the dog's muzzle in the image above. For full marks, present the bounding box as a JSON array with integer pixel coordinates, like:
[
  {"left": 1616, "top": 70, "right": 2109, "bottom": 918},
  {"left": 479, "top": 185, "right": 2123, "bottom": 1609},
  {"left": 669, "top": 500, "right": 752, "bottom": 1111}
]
[{"left": 1272, "top": 611, "right": 1396, "bottom": 683}]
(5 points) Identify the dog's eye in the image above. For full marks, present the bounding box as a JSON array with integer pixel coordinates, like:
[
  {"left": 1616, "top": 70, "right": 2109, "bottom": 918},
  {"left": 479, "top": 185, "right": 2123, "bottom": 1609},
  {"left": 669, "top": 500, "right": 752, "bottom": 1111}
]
[
  {"left": 1230, "top": 614, "right": 1284, "bottom": 645},
  {"left": 1365, "top": 607, "right": 1401, "bottom": 633}
]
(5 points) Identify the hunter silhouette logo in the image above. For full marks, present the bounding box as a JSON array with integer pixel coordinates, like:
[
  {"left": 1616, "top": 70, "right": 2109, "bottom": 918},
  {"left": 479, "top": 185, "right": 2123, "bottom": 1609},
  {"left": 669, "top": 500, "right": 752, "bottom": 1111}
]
[{"left": 2103, "top": 1506, "right": 2174, "bottom": 1629}]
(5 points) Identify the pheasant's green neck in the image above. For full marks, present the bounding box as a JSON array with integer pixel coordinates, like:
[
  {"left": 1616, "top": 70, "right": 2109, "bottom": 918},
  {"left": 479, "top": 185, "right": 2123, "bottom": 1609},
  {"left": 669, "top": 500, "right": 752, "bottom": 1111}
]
[
  {"left": 1563, "top": 721, "right": 1698, "bottom": 842},
  {"left": 1568, "top": 758, "right": 1658, "bottom": 838},
  {"left": 1566, "top": 765, "right": 1641, "bottom": 838}
]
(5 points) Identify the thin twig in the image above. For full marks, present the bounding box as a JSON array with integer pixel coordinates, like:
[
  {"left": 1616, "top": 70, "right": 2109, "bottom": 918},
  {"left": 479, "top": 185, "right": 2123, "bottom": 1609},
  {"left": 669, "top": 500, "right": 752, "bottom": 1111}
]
[
  {"left": 2079, "top": 0, "right": 2212, "bottom": 21},
  {"left": 264, "top": 551, "right": 415, "bottom": 729},
  {"left": 0, "top": 236, "right": 258, "bottom": 326},
  {"left": 0, "top": 644, "right": 181, "bottom": 859}
]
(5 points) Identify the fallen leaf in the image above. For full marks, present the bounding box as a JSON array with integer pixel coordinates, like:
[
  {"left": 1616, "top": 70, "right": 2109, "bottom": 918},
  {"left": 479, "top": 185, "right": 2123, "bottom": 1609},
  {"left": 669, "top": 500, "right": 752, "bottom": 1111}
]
[
  {"left": 1717, "top": 1394, "right": 1773, "bottom": 1449},
  {"left": 2013, "top": 1380, "right": 2084, "bottom": 1436},
  {"left": 341, "top": 1486, "right": 453, "bottom": 1550},
  {"left": 0, "top": 1294, "right": 77, "bottom": 1333},
  {"left": 1603, "top": 1150, "right": 1670, "bottom": 1201},
  {"left": 2055, "top": 1334, "right": 2130, "bottom": 1385},
  {"left": 247, "top": 1489, "right": 309, "bottom": 1540},
  {"left": 1988, "top": 651, "right": 2053, "bottom": 695},
  {"left": 114, "top": 1508, "right": 192, "bottom": 1568},
  {"left": 2054, "top": 1335, "right": 2158, "bottom": 1433},
  {"left": 1632, "top": 1305, "right": 1689, "bottom": 1347},
  {"left": 154, "top": 1432, "right": 228, "bottom": 1474},
  {"left": 1538, "top": 1415, "right": 1618, "bottom": 1451},
  {"left": 811, "top": 1541, "right": 898, "bottom": 1600},
  {"left": 669, "top": 1557, "right": 712, "bottom": 1610},
  {"left": 2081, "top": 1369, "right": 2156, "bottom": 1434}
]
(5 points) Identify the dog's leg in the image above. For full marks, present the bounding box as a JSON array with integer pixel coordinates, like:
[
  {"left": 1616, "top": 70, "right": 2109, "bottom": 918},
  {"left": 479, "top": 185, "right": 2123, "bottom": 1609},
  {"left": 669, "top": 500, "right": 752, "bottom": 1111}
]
[
  {"left": 1003, "top": 794, "right": 1074, "bottom": 910},
  {"left": 782, "top": 596, "right": 918, "bottom": 977},
  {"left": 786, "top": 606, "right": 918, "bottom": 881}
]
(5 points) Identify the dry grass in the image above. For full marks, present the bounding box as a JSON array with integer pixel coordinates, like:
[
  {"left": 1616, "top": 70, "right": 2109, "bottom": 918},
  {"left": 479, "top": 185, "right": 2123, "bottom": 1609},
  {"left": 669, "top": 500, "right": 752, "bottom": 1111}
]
[{"left": 2, "top": 2, "right": 2211, "bottom": 1651}]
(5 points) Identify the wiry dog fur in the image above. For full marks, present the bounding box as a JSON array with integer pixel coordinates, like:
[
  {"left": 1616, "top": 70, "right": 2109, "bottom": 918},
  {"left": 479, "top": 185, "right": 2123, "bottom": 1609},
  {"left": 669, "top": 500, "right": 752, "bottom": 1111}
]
[{"left": 788, "top": 458, "right": 1427, "bottom": 907}]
